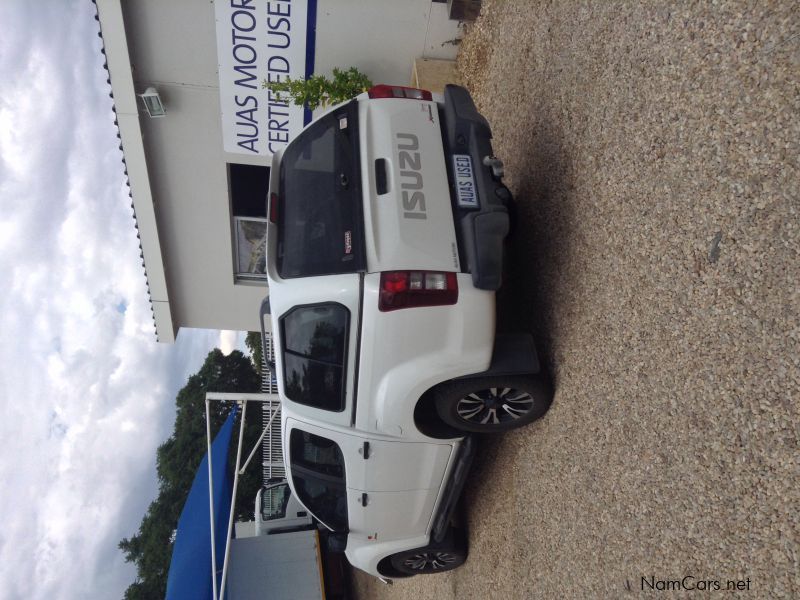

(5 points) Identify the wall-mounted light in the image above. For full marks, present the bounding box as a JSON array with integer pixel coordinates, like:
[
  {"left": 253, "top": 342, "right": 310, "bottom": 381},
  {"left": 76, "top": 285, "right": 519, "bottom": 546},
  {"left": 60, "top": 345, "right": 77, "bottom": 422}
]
[{"left": 138, "top": 87, "right": 165, "bottom": 118}]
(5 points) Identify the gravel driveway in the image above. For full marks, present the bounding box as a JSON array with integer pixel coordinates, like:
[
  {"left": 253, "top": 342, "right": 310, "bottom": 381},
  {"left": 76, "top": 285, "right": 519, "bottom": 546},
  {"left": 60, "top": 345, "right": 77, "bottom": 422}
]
[{"left": 352, "top": 1, "right": 798, "bottom": 598}]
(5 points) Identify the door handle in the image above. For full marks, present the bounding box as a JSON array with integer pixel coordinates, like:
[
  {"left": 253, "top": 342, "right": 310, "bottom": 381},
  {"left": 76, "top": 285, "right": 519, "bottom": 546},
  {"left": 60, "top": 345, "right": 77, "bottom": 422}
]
[
  {"left": 358, "top": 493, "right": 369, "bottom": 507},
  {"left": 375, "top": 159, "right": 388, "bottom": 195},
  {"left": 358, "top": 441, "right": 370, "bottom": 459}
]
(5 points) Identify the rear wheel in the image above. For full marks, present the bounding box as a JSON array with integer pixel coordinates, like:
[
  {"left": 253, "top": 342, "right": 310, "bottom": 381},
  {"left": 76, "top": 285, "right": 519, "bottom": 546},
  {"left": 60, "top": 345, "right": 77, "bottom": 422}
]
[{"left": 434, "top": 375, "right": 552, "bottom": 433}]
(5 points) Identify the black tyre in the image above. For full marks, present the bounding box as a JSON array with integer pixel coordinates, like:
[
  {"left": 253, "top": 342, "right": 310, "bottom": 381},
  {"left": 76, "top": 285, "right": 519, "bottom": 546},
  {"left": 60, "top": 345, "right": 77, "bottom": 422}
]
[
  {"left": 389, "top": 530, "right": 467, "bottom": 575},
  {"left": 434, "top": 375, "right": 552, "bottom": 433}
]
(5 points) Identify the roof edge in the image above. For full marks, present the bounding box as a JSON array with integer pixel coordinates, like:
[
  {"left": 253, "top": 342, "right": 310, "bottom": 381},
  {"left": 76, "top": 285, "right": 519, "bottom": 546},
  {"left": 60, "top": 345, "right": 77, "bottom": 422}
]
[{"left": 94, "top": 0, "right": 176, "bottom": 342}]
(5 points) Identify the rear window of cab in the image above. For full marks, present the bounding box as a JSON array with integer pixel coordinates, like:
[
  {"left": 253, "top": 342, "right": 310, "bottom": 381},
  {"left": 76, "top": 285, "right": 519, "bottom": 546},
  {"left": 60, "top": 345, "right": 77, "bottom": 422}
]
[
  {"left": 276, "top": 100, "right": 364, "bottom": 278},
  {"left": 280, "top": 303, "right": 349, "bottom": 412}
]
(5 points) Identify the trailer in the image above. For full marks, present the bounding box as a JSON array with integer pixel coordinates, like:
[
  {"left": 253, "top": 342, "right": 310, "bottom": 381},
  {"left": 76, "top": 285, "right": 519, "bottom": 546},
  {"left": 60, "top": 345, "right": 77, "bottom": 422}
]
[{"left": 226, "top": 529, "right": 325, "bottom": 599}]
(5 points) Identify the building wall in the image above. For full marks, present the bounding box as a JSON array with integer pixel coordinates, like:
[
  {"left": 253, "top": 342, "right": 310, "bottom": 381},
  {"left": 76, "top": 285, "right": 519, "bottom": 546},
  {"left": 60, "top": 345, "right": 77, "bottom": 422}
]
[
  {"left": 314, "top": 0, "right": 460, "bottom": 84},
  {"left": 122, "top": 0, "right": 269, "bottom": 333},
  {"left": 112, "top": 0, "right": 461, "bottom": 336}
]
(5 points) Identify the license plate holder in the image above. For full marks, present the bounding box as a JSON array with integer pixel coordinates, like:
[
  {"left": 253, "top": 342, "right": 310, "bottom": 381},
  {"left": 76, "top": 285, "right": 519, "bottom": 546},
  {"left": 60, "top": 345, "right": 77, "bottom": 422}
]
[{"left": 452, "top": 154, "right": 478, "bottom": 208}]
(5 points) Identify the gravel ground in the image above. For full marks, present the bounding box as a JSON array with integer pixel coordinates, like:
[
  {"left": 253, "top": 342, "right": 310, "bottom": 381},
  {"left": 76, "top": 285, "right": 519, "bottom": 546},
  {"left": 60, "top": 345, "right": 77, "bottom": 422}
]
[{"left": 352, "top": 1, "right": 798, "bottom": 598}]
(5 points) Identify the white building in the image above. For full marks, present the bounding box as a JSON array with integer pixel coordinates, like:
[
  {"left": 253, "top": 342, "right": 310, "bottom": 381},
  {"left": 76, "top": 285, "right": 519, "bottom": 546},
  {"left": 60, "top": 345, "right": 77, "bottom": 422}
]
[{"left": 95, "top": 0, "right": 463, "bottom": 341}]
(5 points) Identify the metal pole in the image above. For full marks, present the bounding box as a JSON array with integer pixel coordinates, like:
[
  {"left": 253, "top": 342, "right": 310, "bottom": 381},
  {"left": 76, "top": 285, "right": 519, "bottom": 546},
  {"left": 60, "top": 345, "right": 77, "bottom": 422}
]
[
  {"left": 267, "top": 401, "right": 273, "bottom": 479},
  {"left": 204, "top": 391, "right": 280, "bottom": 599},
  {"left": 206, "top": 398, "right": 219, "bottom": 600},
  {"left": 219, "top": 401, "right": 248, "bottom": 600},
  {"left": 206, "top": 391, "right": 271, "bottom": 403},
  {"left": 239, "top": 403, "right": 280, "bottom": 475}
]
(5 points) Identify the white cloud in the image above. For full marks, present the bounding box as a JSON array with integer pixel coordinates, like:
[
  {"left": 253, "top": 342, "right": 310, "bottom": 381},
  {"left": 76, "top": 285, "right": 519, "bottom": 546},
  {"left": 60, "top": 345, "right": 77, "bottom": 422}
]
[
  {"left": 219, "top": 329, "right": 247, "bottom": 355},
  {"left": 0, "top": 2, "right": 230, "bottom": 599}
]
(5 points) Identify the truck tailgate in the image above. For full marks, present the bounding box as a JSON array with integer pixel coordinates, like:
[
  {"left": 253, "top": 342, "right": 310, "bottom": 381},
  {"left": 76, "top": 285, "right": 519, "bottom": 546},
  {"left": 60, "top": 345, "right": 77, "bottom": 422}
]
[{"left": 359, "top": 98, "right": 460, "bottom": 273}]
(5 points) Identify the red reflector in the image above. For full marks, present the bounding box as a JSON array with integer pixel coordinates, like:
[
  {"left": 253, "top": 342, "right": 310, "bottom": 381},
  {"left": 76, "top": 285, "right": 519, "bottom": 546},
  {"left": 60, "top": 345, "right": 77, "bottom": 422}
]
[
  {"left": 367, "top": 85, "right": 394, "bottom": 99},
  {"left": 379, "top": 271, "right": 458, "bottom": 311},
  {"left": 368, "top": 84, "right": 433, "bottom": 101},
  {"left": 269, "top": 192, "right": 279, "bottom": 223},
  {"left": 382, "top": 271, "right": 408, "bottom": 293}
]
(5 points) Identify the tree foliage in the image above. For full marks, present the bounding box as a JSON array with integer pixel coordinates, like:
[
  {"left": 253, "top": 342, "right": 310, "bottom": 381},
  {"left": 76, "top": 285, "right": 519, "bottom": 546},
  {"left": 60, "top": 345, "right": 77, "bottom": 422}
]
[
  {"left": 262, "top": 67, "right": 372, "bottom": 111},
  {"left": 119, "top": 349, "right": 262, "bottom": 599},
  {"left": 244, "top": 331, "right": 263, "bottom": 375}
]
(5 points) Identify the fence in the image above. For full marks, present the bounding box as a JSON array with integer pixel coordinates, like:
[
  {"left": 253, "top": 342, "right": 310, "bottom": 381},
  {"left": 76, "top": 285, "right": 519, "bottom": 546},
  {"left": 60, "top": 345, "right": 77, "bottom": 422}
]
[{"left": 260, "top": 332, "right": 284, "bottom": 482}]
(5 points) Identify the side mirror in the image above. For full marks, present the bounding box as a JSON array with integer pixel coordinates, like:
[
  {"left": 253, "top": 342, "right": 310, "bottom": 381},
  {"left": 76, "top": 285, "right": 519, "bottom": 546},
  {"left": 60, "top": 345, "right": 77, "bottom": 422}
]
[{"left": 326, "top": 532, "right": 347, "bottom": 553}]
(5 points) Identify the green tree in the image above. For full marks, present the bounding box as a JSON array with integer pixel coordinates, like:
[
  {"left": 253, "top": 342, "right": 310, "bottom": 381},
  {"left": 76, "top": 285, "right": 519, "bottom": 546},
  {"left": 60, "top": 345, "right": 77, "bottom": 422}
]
[
  {"left": 244, "top": 331, "right": 263, "bottom": 375},
  {"left": 262, "top": 67, "right": 372, "bottom": 111},
  {"left": 119, "top": 348, "right": 263, "bottom": 599}
]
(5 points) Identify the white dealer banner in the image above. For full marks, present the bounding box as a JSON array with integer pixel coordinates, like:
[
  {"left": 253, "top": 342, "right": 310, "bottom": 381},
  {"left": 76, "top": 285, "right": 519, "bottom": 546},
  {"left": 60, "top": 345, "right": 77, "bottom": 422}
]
[{"left": 214, "top": 0, "right": 309, "bottom": 157}]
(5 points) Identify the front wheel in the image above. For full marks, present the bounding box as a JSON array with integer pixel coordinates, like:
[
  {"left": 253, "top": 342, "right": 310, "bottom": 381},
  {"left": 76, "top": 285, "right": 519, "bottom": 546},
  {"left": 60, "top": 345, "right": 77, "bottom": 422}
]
[
  {"left": 389, "top": 530, "right": 467, "bottom": 575},
  {"left": 434, "top": 375, "right": 552, "bottom": 433}
]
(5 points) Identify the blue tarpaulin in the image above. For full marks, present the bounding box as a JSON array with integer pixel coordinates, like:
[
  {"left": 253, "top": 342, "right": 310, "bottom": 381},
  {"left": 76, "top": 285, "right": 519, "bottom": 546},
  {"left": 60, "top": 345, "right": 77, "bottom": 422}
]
[{"left": 166, "top": 409, "right": 237, "bottom": 600}]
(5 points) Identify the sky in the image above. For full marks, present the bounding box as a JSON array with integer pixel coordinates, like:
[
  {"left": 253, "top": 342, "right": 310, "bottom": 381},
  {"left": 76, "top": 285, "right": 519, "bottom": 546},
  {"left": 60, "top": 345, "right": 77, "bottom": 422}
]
[{"left": 0, "top": 2, "right": 244, "bottom": 598}]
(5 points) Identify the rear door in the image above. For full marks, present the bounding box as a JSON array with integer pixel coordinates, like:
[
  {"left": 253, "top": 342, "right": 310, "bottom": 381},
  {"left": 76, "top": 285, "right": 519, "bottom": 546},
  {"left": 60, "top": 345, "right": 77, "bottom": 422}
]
[
  {"left": 362, "top": 437, "right": 451, "bottom": 493},
  {"left": 285, "top": 420, "right": 364, "bottom": 533},
  {"left": 354, "top": 437, "right": 452, "bottom": 541},
  {"left": 285, "top": 420, "right": 452, "bottom": 542},
  {"left": 358, "top": 97, "right": 460, "bottom": 273}
]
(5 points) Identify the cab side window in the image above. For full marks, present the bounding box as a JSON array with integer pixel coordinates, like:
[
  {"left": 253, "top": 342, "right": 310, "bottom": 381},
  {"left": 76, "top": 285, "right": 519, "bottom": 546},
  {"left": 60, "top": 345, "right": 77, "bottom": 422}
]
[
  {"left": 280, "top": 303, "right": 349, "bottom": 411},
  {"left": 260, "top": 483, "right": 291, "bottom": 521}
]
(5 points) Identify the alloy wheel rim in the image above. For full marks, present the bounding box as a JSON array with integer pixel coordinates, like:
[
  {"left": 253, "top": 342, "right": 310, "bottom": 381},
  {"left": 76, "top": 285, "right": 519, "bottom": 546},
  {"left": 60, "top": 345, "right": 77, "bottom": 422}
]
[
  {"left": 403, "top": 551, "right": 458, "bottom": 571},
  {"left": 455, "top": 387, "right": 535, "bottom": 425}
]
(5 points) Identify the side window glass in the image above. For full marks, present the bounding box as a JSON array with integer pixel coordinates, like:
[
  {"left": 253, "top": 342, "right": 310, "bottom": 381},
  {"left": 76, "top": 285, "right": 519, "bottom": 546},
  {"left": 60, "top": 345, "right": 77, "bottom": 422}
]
[
  {"left": 283, "top": 304, "right": 347, "bottom": 363},
  {"left": 289, "top": 430, "right": 348, "bottom": 532},
  {"left": 290, "top": 430, "right": 345, "bottom": 478},
  {"left": 261, "top": 483, "right": 290, "bottom": 521},
  {"left": 281, "top": 304, "right": 349, "bottom": 411}
]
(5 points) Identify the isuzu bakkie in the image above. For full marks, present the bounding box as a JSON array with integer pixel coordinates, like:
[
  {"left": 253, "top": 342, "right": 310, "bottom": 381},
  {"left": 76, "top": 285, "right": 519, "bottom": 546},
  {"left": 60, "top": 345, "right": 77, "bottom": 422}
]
[{"left": 259, "top": 84, "right": 553, "bottom": 579}]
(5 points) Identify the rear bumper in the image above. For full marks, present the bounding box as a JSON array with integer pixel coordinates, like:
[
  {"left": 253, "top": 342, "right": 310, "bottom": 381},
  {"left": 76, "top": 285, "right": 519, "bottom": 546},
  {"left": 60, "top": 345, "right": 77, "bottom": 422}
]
[{"left": 440, "top": 85, "right": 511, "bottom": 291}]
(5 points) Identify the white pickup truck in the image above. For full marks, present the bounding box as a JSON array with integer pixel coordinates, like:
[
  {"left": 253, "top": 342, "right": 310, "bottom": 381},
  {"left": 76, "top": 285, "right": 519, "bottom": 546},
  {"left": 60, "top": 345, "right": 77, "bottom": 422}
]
[{"left": 259, "top": 84, "right": 552, "bottom": 580}]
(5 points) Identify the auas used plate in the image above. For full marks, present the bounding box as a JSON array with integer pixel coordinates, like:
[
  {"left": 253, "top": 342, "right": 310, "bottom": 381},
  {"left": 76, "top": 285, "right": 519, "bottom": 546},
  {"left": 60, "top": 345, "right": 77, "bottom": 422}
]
[{"left": 452, "top": 154, "right": 478, "bottom": 208}]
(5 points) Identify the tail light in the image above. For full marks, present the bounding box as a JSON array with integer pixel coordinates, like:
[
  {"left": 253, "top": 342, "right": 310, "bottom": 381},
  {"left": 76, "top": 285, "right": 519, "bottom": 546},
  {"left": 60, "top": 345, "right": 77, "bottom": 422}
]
[
  {"left": 269, "top": 192, "right": 279, "bottom": 223},
  {"left": 368, "top": 85, "right": 433, "bottom": 101},
  {"left": 379, "top": 271, "right": 458, "bottom": 311}
]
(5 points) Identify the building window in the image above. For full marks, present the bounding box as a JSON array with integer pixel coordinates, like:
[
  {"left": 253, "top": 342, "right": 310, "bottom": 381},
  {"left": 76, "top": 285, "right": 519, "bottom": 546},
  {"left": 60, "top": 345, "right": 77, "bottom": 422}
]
[
  {"left": 234, "top": 217, "right": 267, "bottom": 278},
  {"left": 229, "top": 163, "right": 270, "bottom": 281}
]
